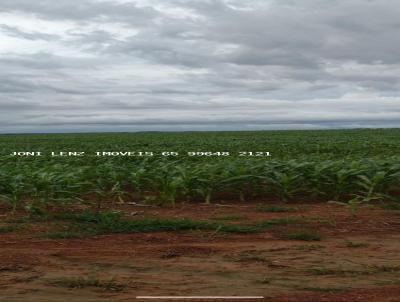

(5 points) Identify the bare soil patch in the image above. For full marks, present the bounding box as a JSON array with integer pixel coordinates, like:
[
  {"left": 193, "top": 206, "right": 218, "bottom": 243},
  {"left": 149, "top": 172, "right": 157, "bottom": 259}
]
[{"left": 1, "top": 202, "right": 400, "bottom": 302}]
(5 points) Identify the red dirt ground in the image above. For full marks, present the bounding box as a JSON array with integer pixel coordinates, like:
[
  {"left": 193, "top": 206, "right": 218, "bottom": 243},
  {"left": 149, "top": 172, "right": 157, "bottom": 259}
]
[{"left": 1, "top": 202, "right": 400, "bottom": 302}]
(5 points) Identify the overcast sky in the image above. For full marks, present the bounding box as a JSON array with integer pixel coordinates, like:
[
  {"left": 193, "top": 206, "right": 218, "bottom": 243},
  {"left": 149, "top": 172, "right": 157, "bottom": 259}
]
[{"left": 1, "top": 0, "right": 399, "bottom": 133}]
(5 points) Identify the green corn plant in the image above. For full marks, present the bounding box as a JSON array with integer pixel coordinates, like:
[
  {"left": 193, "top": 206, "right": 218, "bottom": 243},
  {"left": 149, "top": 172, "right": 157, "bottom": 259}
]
[
  {"left": 264, "top": 171, "right": 302, "bottom": 202},
  {"left": 26, "top": 169, "right": 74, "bottom": 215},
  {"left": 129, "top": 167, "right": 149, "bottom": 200},
  {"left": 329, "top": 167, "right": 364, "bottom": 201},
  {"left": 170, "top": 165, "right": 199, "bottom": 203},
  {"left": 0, "top": 176, "right": 26, "bottom": 213},
  {"left": 355, "top": 170, "right": 400, "bottom": 201},
  {"left": 347, "top": 196, "right": 364, "bottom": 217},
  {"left": 220, "top": 174, "right": 254, "bottom": 202},
  {"left": 145, "top": 162, "right": 186, "bottom": 206},
  {"left": 85, "top": 162, "right": 129, "bottom": 211},
  {"left": 88, "top": 179, "right": 126, "bottom": 212},
  {"left": 109, "top": 181, "right": 127, "bottom": 203},
  {"left": 220, "top": 160, "right": 262, "bottom": 202},
  {"left": 157, "top": 176, "right": 184, "bottom": 207},
  {"left": 192, "top": 163, "right": 234, "bottom": 204},
  {"left": 346, "top": 169, "right": 400, "bottom": 216}
]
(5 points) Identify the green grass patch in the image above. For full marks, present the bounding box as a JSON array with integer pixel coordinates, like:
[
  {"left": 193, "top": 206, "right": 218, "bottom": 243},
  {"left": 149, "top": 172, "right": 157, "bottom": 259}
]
[
  {"left": 38, "top": 212, "right": 310, "bottom": 238},
  {"left": 345, "top": 240, "right": 369, "bottom": 248},
  {"left": 82, "top": 216, "right": 258, "bottom": 234},
  {"left": 211, "top": 215, "right": 247, "bottom": 221},
  {"left": 382, "top": 203, "right": 400, "bottom": 211},
  {"left": 369, "top": 265, "right": 400, "bottom": 273},
  {"left": 46, "top": 211, "right": 260, "bottom": 237},
  {"left": 308, "top": 217, "right": 337, "bottom": 227},
  {"left": 295, "top": 244, "right": 325, "bottom": 251},
  {"left": 0, "top": 225, "right": 17, "bottom": 234},
  {"left": 257, "top": 217, "right": 303, "bottom": 227},
  {"left": 308, "top": 265, "right": 400, "bottom": 276},
  {"left": 287, "top": 232, "right": 321, "bottom": 241},
  {"left": 257, "top": 205, "right": 297, "bottom": 213},
  {"left": 298, "top": 286, "right": 347, "bottom": 292},
  {"left": 42, "top": 231, "right": 86, "bottom": 239},
  {"left": 49, "top": 275, "right": 125, "bottom": 291},
  {"left": 309, "top": 267, "right": 342, "bottom": 276},
  {"left": 229, "top": 252, "right": 270, "bottom": 263},
  {"left": 375, "top": 279, "right": 400, "bottom": 286}
]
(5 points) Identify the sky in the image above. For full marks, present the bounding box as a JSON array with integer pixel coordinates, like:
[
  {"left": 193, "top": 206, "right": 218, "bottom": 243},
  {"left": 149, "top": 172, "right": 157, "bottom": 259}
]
[{"left": 1, "top": 0, "right": 400, "bottom": 133}]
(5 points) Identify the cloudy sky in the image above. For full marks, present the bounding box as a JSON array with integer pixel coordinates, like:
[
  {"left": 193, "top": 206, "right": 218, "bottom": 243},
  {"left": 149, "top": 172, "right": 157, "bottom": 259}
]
[{"left": 1, "top": 0, "right": 400, "bottom": 133}]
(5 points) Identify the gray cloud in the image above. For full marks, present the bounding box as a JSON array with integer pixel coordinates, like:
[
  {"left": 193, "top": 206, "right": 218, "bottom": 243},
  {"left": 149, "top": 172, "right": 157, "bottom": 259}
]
[
  {"left": 0, "top": 0, "right": 399, "bottom": 133},
  {"left": 0, "top": 0, "right": 157, "bottom": 24},
  {"left": 0, "top": 24, "right": 60, "bottom": 41}
]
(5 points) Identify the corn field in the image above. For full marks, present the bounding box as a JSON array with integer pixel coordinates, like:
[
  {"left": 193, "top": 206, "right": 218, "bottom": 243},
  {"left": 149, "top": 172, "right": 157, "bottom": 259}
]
[{"left": 1, "top": 129, "right": 399, "bottom": 213}]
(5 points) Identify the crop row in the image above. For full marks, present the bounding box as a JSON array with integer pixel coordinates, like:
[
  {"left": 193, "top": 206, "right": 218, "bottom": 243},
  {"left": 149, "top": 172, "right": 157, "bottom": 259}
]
[
  {"left": 1, "top": 158, "right": 399, "bottom": 213},
  {"left": 2, "top": 129, "right": 400, "bottom": 161}
]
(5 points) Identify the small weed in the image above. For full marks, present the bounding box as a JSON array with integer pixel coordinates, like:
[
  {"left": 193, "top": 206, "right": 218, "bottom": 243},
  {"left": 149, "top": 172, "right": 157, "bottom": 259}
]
[
  {"left": 49, "top": 275, "right": 125, "bottom": 291},
  {"left": 375, "top": 279, "right": 400, "bottom": 286},
  {"left": 257, "top": 217, "right": 303, "bottom": 228},
  {"left": 213, "top": 271, "right": 239, "bottom": 279},
  {"left": 345, "top": 240, "right": 369, "bottom": 248},
  {"left": 382, "top": 203, "right": 400, "bottom": 211},
  {"left": 211, "top": 215, "right": 246, "bottom": 221},
  {"left": 230, "top": 252, "right": 269, "bottom": 263},
  {"left": 309, "top": 267, "right": 340, "bottom": 276},
  {"left": 308, "top": 265, "right": 400, "bottom": 276},
  {"left": 287, "top": 232, "right": 321, "bottom": 241},
  {"left": 298, "top": 286, "right": 347, "bottom": 292},
  {"left": 295, "top": 244, "right": 324, "bottom": 251},
  {"left": 256, "top": 205, "right": 297, "bottom": 213},
  {"left": 308, "top": 217, "right": 337, "bottom": 227},
  {"left": 42, "top": 231, "right": 86, "bottom": 239},
  {"left": 368, "top": 265, "right": 400, "bottom": 273},
  {"left": 256, "top": 276, "right": 273, "bottom": 284},
  {"left": 0, "top": 225, "right": 17, "bottom": 234},
  {"left": 0, "top": 264, "right": 29, "bottom": 272},
  {"left": 308, "top": 266, "right": 369, "bottom": 276},
  {"left": 217, "top": 224, "right": 260, "bottom": 233}
]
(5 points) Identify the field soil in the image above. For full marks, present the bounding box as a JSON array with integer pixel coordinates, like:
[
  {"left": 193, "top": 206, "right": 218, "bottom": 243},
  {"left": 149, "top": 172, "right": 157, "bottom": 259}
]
[{"left": 1, "top": 202, "right": 400, "bottom": 302}]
